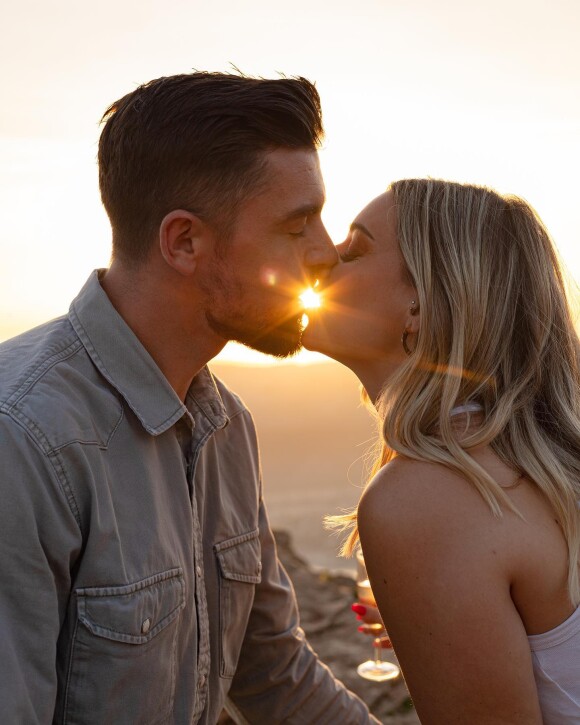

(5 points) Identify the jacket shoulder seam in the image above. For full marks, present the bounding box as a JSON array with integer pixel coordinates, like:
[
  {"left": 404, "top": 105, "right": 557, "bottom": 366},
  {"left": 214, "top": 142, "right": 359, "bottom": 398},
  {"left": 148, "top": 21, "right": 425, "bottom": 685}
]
[
  {"left": 0, "top": 410, "right": 83, "bottom": 532},
  {"left": 0, "top": 338, "right": 83, "bottom": 412}
]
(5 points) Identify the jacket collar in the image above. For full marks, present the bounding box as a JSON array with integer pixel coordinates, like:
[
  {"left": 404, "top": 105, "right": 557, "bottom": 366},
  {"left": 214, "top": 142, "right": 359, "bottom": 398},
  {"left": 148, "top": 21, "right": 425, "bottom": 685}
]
[{"left": 69, "top": 270, "right": 228, "bottom": 436}]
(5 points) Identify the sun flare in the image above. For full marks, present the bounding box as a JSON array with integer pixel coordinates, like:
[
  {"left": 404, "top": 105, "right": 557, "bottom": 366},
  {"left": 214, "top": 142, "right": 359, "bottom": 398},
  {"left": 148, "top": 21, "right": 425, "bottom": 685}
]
[{"left": 299, "top": 287, "right": 322, "bottom": 310}]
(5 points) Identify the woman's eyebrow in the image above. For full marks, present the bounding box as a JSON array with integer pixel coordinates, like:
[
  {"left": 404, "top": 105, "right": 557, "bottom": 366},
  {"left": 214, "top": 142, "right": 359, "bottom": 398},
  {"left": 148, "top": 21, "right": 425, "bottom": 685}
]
[{"left": 350, "top": 221, "right": 375, "bottom": 239}]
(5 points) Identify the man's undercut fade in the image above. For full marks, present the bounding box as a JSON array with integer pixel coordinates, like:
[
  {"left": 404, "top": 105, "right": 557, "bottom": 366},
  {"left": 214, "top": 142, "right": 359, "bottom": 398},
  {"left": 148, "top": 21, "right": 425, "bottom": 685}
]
[{"left": 98, "top": 71, "right": 324, "bottom": 265}]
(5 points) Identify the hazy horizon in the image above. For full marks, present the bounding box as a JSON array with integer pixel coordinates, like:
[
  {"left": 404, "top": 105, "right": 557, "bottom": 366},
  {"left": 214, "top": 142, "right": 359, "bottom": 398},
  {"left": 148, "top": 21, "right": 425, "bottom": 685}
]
[{"left": 211, "top": 360, "right": 376, "bottom": 571}]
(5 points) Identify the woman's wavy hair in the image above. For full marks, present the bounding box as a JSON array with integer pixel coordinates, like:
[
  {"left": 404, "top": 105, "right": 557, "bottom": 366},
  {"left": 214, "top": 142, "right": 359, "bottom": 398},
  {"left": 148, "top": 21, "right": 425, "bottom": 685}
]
[{"left": 332, "top": 178, "right": 580, "bottom": 604}]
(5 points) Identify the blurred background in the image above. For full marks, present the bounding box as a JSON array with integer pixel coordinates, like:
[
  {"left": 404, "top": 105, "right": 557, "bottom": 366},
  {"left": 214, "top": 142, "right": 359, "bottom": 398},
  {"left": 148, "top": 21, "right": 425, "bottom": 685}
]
[{"left": 2, "top": 0, "right": 579, "bottom": 571}]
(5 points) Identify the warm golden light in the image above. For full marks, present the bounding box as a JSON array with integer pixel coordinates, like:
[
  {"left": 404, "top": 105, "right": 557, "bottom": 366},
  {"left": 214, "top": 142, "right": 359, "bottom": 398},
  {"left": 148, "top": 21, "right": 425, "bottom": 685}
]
[
  {"left": 261, "top": 267, "right": 278, "bottom": 287},
  {"left": 300, "top": 287, "right": 322, "bottom": 309}
]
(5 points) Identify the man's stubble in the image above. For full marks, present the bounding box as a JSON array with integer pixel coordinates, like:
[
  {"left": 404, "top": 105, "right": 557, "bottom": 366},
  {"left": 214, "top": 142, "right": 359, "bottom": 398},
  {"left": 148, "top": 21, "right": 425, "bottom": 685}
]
[{"left": 201, "top": 257, "right": 304, "bottom": 359}]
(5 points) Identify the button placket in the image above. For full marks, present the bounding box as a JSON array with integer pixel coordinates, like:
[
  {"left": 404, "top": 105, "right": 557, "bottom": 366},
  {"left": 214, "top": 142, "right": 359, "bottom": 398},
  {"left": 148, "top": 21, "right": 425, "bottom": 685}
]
[{"left": 187, "top": 430, "right": 211, "bottom": 721}]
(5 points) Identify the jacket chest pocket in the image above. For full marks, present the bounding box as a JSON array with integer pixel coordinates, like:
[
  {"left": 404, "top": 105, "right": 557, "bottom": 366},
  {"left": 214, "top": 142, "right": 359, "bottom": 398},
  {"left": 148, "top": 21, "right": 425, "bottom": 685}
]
[
  {"left": 215, "top": 530, "right": 262, "bottom": 678},
  {"left": 64, "top": 568, "right": 185, "bottom": 725}
]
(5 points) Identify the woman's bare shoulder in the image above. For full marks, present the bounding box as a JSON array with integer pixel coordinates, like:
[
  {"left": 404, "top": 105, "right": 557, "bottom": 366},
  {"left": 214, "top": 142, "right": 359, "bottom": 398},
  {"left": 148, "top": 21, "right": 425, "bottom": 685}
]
[
  {"left": 357, "top": 455, "right": 505, "bottom": 563},
  {"left": 360, "top": 456, "right": 488, "bottom": 524}
]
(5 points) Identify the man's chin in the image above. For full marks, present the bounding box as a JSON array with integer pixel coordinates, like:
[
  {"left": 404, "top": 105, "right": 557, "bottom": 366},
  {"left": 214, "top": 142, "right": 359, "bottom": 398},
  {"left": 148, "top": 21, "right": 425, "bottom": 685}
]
[
  {"left": 238, "top": 325, "right": 303, "bottom": 358},
  {"left": 243, "top": 336, "right": 302, "bottom": 359},
  {"left": 208, "top": 313, "right": 304, "bottom": 358}
]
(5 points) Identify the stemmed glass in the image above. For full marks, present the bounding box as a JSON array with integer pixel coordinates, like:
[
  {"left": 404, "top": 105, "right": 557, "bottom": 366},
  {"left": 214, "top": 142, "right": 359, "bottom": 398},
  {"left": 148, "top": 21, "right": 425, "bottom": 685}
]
[{"left": 355, "top": 548, "right": 400, "bottom": 681}]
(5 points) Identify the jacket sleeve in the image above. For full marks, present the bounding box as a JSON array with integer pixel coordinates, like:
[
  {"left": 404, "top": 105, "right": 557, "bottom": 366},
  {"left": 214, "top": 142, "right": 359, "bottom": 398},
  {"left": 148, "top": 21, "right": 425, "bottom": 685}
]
[
  {"left": 226, "top": 497, "right": 381, "bottom": 725},
  {"left": 0, "top": 415, "right": 81, "bottom": 724}
]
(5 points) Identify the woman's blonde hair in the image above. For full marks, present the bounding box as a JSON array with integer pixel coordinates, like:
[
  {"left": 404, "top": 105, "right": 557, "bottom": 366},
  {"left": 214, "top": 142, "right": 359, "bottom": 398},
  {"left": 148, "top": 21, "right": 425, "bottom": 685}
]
[{"left": 332, "top": 178, "right": 580, "bottom": 604}]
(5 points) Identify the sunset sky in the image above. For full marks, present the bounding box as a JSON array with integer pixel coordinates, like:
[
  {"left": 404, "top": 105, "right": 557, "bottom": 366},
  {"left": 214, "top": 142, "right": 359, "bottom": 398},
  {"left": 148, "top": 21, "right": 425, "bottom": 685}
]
[{"left": 2, "top": 0, "right": 579, "bottom": 364}]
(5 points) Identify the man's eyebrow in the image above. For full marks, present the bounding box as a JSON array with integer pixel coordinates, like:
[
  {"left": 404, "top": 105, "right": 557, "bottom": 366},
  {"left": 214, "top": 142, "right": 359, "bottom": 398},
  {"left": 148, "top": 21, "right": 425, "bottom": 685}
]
[
  {"left": 279, "top": 204, "right": 323, "bottom": 222},
  {"left": 350, "top": 221, "right": 375, "bottom": 239}
]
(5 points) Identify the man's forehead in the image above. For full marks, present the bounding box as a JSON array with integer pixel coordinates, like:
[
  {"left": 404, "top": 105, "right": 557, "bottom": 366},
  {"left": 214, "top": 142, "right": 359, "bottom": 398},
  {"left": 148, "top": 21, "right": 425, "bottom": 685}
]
[
  {"left": 263, "top": 145, "right": 320, "bottom": 167},
  {"left": 253, "top": 147, "right": 325, "bottom": 214},
  {"left": 262, "top": 147, "right": 323, "bottom": 185}
]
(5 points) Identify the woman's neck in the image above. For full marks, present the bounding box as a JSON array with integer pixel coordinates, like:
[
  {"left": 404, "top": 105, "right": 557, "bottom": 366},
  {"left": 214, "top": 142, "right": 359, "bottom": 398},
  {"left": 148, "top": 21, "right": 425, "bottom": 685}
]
[{"left": 340, "top": 356, "right": 403, "bottom": 404}]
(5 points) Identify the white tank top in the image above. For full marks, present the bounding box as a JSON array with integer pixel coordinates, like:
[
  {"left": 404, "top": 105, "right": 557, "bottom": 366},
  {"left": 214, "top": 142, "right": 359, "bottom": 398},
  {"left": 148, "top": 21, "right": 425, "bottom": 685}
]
[{"left": 528, "top": 604, "right": 580, "bottom": 722}]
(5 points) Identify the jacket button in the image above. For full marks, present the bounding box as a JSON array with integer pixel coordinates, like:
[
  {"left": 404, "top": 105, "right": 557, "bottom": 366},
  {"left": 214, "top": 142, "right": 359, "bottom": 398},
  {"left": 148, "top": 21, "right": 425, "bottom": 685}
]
[{"left": 141, "top": 618, "right": 151, "bottom": 634}]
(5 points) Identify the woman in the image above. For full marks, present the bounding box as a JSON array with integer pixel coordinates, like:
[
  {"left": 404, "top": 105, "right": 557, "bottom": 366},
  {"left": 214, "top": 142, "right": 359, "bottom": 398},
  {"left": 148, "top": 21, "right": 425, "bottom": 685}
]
[{"left": 303, "top": 179, "right": 580, "bottom": 724}]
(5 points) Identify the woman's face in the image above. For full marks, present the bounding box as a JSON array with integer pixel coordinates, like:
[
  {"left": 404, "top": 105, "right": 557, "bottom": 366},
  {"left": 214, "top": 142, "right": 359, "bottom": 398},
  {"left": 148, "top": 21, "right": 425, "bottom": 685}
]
[{"left": 303, "top": 190, "right": 418, "bottom": 366}]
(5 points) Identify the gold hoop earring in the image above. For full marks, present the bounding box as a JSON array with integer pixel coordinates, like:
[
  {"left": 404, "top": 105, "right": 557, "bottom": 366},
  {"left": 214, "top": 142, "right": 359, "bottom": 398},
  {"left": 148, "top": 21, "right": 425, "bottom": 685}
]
[
  {"left": 402, "top": 299, "right": 418, "bottom": 355},
  {"left": 402, "top": 330, "right": 415, "bottom": 356}
]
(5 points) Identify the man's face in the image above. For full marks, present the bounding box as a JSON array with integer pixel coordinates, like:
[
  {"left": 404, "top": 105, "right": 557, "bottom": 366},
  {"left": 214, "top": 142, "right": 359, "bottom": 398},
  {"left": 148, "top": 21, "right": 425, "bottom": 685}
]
[{"left": 200, "top": 148, "right": 338, "bottom": 357}]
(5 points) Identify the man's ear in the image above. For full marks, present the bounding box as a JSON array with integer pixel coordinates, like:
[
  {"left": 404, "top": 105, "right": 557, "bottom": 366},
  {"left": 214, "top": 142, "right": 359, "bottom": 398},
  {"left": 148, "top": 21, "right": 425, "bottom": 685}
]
[{"left": 159, "top": 210, "right": 207, "bottom": 276}]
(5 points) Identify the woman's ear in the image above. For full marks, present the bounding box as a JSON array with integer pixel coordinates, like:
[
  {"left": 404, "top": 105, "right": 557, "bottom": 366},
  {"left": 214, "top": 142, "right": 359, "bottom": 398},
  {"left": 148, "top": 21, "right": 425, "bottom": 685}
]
[{"left": 159, "top": 210, "right": 206, "bottom": 276}]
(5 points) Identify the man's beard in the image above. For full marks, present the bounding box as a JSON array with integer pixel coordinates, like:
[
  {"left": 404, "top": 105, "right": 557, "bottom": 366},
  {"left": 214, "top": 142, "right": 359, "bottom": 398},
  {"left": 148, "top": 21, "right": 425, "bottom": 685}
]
[
  {"left": 201, "top": 255, "right": 305, "bottom": 357},
  {"left": 206, "top": 309, "right": 304, "bottom": 358}
]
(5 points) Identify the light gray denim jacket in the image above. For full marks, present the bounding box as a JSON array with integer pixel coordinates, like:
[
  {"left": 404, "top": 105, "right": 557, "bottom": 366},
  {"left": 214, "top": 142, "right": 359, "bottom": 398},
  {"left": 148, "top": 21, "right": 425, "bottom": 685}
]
[{"left": 0, "top": 271, "right": 379, "bottom": 725}]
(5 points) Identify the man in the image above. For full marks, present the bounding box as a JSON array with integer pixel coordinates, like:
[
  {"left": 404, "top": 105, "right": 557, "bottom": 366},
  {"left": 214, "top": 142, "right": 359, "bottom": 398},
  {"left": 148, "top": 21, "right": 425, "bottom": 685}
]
[{"left": 0, "top": 72, "right": 380, "bottom": 723}]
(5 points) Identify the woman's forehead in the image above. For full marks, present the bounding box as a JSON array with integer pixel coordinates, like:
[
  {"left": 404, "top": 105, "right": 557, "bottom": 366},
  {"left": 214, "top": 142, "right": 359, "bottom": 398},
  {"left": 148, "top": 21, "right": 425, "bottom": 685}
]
[{"left": 353, "top": 191, "right": 396, "bottom": 240}]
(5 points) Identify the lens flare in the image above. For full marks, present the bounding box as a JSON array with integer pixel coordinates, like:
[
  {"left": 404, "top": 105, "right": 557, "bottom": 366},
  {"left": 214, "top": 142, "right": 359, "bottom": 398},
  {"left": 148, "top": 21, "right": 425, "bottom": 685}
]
[
  {"left": 299, "top": 287, "right": 322, "bottom": 309},
  {"left": 261, "top": 267, "right": 278, "bottom": 287}
]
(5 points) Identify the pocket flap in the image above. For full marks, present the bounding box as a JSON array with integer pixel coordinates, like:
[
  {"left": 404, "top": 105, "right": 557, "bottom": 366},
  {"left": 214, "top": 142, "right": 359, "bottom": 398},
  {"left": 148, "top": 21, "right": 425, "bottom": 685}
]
[
  {"left": 215, "top": 530, "right": 262, "bottom": 584},
  {"left": 76, "top": 568, "right": 185, "bottom": 644}
]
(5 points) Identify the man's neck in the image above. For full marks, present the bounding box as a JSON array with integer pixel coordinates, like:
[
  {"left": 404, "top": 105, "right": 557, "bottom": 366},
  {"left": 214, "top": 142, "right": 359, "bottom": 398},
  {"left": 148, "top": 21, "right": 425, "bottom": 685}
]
[{"left": 100, "top": 262, "right": 226, "bottom": 402}]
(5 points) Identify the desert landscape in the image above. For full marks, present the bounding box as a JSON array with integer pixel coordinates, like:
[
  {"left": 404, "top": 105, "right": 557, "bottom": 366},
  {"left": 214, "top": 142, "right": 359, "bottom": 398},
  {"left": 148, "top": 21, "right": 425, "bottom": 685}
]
[{"left": 211, "top": 360, "right": 378, "bottom": 573}]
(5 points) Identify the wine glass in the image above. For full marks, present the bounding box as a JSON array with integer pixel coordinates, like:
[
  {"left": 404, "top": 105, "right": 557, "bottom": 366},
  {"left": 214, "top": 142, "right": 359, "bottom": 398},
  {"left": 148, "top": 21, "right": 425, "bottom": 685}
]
[{"left": 355, "top": 548, "right": 400, "bottom": 682}]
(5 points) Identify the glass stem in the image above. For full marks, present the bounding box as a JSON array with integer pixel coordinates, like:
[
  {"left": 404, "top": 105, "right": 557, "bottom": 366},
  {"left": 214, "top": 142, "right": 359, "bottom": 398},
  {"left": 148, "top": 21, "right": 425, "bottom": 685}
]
[{"left": 373, "top": 637, "right": 383, "bottom": 665}]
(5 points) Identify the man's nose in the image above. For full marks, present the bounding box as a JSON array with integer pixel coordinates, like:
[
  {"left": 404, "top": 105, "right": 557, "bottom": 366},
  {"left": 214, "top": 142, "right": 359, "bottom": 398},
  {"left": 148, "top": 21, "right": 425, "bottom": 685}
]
[{"left": 304, "top": 227, "right": 339, "bottom": 282}]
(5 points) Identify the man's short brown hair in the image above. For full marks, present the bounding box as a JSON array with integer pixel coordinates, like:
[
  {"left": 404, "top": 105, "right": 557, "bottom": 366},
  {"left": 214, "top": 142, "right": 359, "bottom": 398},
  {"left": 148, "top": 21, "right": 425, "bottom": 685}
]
[{"left": 98, "top": 72, "right": 324, "bottom": 265}]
